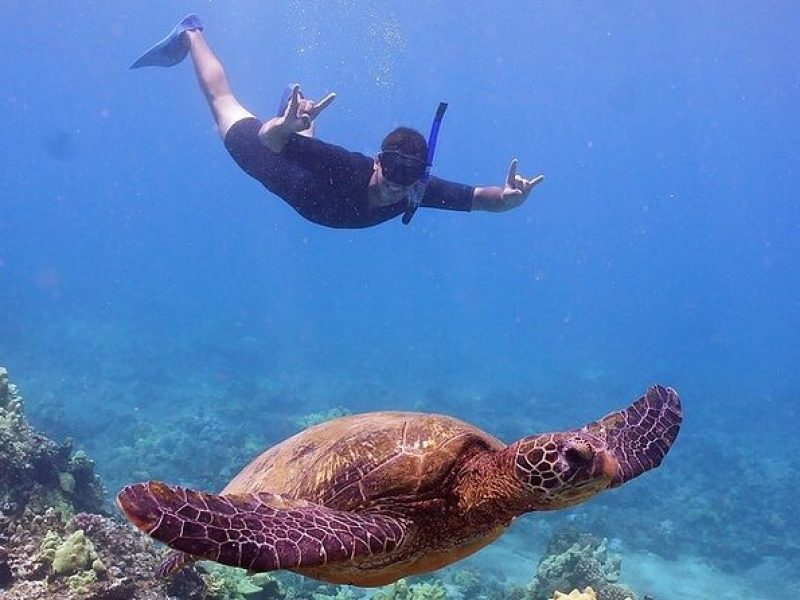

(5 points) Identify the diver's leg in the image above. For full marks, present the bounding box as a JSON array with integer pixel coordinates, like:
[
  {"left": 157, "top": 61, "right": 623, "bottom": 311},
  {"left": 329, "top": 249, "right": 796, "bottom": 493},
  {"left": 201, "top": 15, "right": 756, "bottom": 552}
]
[{"left": 185, "top": 30, "right": 255, "bottom": 139}]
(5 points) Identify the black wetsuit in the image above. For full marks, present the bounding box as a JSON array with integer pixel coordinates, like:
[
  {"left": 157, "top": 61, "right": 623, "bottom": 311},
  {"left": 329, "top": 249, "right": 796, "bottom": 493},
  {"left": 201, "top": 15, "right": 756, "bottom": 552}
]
[{"left": 224, "top": 118, "right": 474, "bottom": 228}]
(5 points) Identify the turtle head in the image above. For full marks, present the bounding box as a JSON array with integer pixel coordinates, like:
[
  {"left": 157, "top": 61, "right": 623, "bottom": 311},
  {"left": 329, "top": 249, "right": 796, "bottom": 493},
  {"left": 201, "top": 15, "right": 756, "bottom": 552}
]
[
  {"left": 511, "top": 431, "right": 617, "bottom": 510},
  {"left": 511, "top": 385, "right": 682, "bottom": 511}
]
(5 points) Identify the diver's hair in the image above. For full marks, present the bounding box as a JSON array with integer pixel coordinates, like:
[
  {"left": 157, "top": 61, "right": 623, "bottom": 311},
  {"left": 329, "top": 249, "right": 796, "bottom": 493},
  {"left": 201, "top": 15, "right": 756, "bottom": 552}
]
[{"left": 381, "top": 127, "right": 427, "bottom": 163}]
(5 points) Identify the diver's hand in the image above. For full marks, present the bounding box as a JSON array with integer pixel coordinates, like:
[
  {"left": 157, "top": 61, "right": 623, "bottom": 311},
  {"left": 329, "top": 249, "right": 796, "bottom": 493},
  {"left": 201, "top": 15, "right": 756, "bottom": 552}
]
[
  {"left": 471, "top": 159, "right": 544, "bottom": 212},
  {"left": 500, "top": 159, "right": 544, "bottom": 210},
  {"left": 259, "top": 84, "right": 336, "bottom": 152},
  {"left": 282, "top": 84, "right": 336, "bottom": 134}
]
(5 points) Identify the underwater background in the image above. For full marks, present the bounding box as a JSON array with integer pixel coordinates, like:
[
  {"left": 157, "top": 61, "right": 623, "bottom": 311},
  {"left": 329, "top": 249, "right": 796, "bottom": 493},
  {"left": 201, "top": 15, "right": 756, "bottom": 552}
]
[{"left": 1, "top": 1, "right": 798, "bottom": 598}]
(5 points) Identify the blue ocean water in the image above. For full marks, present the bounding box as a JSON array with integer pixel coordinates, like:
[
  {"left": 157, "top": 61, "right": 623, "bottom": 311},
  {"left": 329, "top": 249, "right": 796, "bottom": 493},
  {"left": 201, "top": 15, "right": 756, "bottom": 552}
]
[{"left": 1, "top": 1, "right": 798, "bottom": 597}]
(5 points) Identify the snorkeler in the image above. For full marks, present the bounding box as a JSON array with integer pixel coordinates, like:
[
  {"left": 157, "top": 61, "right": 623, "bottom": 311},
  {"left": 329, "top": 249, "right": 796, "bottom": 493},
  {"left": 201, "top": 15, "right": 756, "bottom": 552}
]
[{"left": 130, "top": 15, "right": 544, "bottom": 228}]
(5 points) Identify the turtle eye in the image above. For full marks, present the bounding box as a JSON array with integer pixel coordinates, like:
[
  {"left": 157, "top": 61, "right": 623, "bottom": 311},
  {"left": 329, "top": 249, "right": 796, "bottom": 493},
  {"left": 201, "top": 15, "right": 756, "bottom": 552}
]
[{"left": 564, "top": 441, "right": 593, "bottom": 464}]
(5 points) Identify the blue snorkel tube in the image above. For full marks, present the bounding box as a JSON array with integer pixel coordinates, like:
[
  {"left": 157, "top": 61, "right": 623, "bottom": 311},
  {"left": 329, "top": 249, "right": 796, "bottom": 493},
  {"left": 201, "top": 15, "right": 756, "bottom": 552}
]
[{"left": 402, "top": 102, "right": 448, "bottom": 225}]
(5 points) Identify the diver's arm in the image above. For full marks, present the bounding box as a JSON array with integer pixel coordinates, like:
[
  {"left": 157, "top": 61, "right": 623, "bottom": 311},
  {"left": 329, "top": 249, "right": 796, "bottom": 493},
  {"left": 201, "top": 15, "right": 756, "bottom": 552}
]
[
  {"left": 471, "top": 186, "right": 508, "bottom": 212},
  {"left": 471, "top": 159, "right": 544, "bottom": 212},
  {"left": 258, "top": 117, "right": 294, "bottom": 153},
  {"left": 258, "top": 84, "right": 336, "bottom": 153}
]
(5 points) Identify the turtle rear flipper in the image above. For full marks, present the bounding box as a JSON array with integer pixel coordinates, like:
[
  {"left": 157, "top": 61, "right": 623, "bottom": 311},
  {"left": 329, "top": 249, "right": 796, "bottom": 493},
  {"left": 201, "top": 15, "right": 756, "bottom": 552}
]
[
  {"left": 584, "top": 385, "right": 682, "bottom": 486},
  {"left": 157, "top": 550, "right": 193, "bottom": 577},
  {"left": 117, "top": 482, "right": 409, "bottom": 573}
]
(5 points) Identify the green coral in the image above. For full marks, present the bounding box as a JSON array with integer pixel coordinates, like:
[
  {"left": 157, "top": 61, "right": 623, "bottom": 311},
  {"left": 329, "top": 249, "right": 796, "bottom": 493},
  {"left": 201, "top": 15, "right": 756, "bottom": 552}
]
[
  {"left": 313, "top": 588, "right": 358, "bottom": 600},
  {"left": 38, "top": 530, "right": 62, "bottom": 564},
  {"left": 410, "top": 582, "right": 447, "bottom": 600},
  {"left": 37, "top": 527, "right": 106, "bottom": 597},
  {"left": 373, "top": 578, "right": 409, "bottom": 600},
  {"left": 91, "top": 557, "right": 107, "bottom": 576},
  {"left": 451, "top": 568, "right": 482, "bottom": 596},
  {"left": 43, "top": 488, "right": 76, "bottom": 521},
  {"left": 58, "top": 471, "right": 76, "bottom": 494},
  {"left": 204, "top": 563, "right": 285, "bottom": 600},
  {"left": 67, "top": 568, "right": 98, "bottom": 595},
  {"left": 372, "top": 579, "right": 447, "bottom": 600},
  {"left": 52, "top": 529, "right": 99, "bottom": 575}
]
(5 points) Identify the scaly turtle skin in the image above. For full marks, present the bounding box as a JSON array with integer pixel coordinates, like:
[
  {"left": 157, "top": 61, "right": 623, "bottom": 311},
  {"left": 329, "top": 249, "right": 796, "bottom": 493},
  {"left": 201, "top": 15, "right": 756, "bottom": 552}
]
[{"left": 117, "top": 385, "right": 681, "bottom": 587}]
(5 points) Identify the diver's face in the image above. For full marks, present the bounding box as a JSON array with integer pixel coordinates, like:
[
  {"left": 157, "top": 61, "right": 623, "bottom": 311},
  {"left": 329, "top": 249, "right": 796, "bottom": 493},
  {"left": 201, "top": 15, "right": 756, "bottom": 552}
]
[{"left": 373, "top": 160, "right": 415, "bottom": 206}]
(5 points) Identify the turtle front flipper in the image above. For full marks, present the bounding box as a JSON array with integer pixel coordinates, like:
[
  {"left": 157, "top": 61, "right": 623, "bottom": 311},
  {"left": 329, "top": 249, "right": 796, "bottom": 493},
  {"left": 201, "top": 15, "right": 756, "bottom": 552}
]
[
  {"left": 117, "top": 481, "right": 409, "bottom": 573},
  {"left": 584, "top": 385, "right": 682, "bottom": 486}
]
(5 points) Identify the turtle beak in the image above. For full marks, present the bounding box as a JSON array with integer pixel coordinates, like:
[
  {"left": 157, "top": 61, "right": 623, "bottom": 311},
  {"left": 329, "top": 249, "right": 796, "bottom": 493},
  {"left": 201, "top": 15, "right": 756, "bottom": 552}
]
[{"left": 591, "top": 450, "right": 620, "bottom": 487}]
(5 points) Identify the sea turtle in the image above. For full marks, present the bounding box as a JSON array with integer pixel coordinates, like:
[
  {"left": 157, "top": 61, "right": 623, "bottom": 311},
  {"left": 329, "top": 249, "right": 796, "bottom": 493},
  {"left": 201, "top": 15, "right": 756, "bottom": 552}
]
[{"left": 117, "top": 385, "right": 681, "bottom": 587}]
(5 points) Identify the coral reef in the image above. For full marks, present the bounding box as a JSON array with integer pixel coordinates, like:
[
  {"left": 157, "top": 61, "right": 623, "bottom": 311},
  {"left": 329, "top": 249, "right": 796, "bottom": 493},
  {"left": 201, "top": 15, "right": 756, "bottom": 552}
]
[
  {"left": 0, "top": 366, "right": 211, "bottom": 599},
  {"left": 528, "top": 530, "right": 636, "bottom": 600},
  {"left": 0, "top": 367, "right": 106, "bottom": 519},
  {"left": 277, "top": 572, "right": 346, "bottom": 600},
  {"left": 311, "top": 587, "right": 358, "bottom": 600},
  {"left": 449, "top": 567, "right": 482, "bottom": 598},
  {"left": 203, "top": 563, "right": 285, "bottom": 600},
  {"left": 106, "top": 412, "right": 268, "bottom": 493},
  {"left": 371, "top": 578, "right": 447, "bottom": 600},
  {"left": 449, "top": 565, "right": 527, "bottom": 600},
  {"left": 0, "top": 499, "right": 209, "bottom": 598}
]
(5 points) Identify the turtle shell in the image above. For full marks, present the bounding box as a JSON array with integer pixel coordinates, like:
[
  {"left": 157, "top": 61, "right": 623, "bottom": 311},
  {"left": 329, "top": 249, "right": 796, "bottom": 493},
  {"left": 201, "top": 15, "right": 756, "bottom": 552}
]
[{"left": 222, "top": 411, "right": 505, "bottom": 512}]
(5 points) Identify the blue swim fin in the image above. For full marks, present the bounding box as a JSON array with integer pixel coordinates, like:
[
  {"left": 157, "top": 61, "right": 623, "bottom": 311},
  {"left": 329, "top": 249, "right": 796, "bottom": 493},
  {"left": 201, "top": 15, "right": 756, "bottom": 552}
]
[
  {"left": 130, "top": 14, "right": 203, "bottom": 69},
  {"left": 276, "top": 84, "right": 302, "bottom": 117}
]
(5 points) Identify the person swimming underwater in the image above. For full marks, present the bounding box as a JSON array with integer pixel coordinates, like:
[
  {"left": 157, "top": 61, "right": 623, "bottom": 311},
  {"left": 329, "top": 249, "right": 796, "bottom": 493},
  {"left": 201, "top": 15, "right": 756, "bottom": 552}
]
[{"left": 130, "top": 15, "right": 544, "bottom": 229}]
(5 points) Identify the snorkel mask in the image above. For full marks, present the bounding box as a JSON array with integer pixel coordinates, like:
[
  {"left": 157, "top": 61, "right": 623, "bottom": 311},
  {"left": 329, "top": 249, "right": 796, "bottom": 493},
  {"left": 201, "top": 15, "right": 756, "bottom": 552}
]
[{"left": 378, "top": 151, "right": 428, "bottom": 186}]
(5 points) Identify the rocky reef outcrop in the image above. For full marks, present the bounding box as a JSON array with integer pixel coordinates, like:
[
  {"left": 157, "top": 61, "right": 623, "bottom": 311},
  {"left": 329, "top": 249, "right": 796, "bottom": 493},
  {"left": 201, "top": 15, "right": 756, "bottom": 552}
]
[
  {"left": 1, "top": 367, "right": 105, "bottom": 518},
  {"left": 0, "top": 366, "right": 209, "bottom": 599},
  {"left": 528, "top": 530, "right": 636, "bottom": 600}
]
